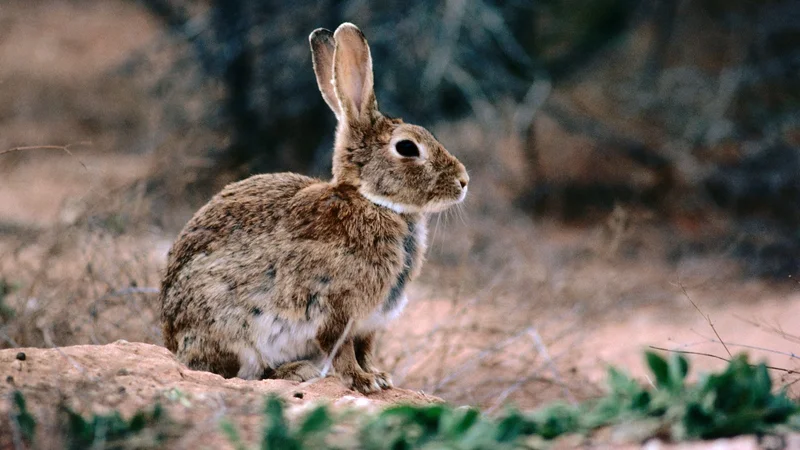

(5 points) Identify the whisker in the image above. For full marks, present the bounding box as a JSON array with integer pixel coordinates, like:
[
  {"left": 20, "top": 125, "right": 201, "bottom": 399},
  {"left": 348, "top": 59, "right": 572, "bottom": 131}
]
[
  {"left": 439, "top": 209, "right": 452, "bottom": 252},
  {"left": 456, "top": 203, "right": 467, "bottom": 226},
  {"left": 432, "top": 211, "right": 442, "bottom": 249}
]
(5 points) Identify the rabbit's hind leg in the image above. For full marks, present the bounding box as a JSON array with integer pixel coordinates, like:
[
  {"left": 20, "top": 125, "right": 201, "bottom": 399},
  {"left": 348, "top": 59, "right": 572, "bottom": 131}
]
[
  {"left": 176, "top": 331, "right": 241, "bottom": 378},
  {"left": 269, "top": 360, "right": 321, "bottom": 382}
]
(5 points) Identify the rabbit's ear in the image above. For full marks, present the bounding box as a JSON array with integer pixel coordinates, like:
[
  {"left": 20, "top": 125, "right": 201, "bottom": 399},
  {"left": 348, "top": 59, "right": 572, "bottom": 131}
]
[
  {"left": 310, "top": 28, "right": 341, "bottom": 119},
  {"left": 333, "top": 23, "right": 377, "bottom": 124}
]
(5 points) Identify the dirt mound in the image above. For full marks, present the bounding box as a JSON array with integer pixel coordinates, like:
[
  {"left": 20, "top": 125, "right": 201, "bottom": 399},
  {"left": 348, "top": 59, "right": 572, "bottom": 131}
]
[{"left": 0, "top": 341, "right": 440, "bottom": 448}]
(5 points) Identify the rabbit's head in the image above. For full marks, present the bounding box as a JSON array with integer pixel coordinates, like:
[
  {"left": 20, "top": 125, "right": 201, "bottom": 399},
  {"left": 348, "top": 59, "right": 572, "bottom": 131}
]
[{"left": 310, "top": 23, "right": 468, "bottom": 214}]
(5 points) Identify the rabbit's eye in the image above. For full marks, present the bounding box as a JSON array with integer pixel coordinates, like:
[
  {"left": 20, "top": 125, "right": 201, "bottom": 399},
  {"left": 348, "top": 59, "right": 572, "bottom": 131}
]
[{"left": 395, "top": 140, "right": 420, "bottom": 158}]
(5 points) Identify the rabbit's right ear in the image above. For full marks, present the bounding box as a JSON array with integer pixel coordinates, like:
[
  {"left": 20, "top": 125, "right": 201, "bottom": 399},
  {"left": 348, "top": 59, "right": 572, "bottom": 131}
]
[
  {"left": 310, "top": 28, "right": 341, "bottom": 119},
  {"left": 332, "top": 23, "right": 377, "bottom": 125}
]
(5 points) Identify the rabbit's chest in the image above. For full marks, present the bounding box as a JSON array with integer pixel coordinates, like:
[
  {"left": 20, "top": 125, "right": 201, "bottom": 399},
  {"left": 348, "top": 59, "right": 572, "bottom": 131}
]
[{"left": 359, "top": 219, "right": 426, "bottom": 332}]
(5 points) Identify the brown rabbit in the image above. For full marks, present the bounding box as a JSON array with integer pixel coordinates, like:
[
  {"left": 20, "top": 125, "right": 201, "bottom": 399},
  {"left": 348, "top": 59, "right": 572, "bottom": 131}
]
[{"left": 160, "top": 23, "right": 468, "bottom": 394}]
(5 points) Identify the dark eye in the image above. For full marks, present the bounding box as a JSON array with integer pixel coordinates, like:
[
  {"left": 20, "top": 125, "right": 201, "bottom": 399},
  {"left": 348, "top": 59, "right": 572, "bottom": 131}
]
[{"left": 395, "top": 140, "right": 420, "bottom": 158}]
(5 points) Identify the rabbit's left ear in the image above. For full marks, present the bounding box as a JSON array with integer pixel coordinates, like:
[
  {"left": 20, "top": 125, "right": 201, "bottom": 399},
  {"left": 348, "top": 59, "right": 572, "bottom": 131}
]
[
  {"left": 333, "top": 23, "right": 377, "bottom": 124},
  {"left": 310, "top": 28, "right": 341, "bottom": 119}
]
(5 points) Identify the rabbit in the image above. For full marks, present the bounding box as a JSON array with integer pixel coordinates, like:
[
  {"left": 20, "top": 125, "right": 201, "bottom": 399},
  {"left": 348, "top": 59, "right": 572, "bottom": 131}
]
[{"left": 160, "top": 23, "right": 469, "bottom": 394}]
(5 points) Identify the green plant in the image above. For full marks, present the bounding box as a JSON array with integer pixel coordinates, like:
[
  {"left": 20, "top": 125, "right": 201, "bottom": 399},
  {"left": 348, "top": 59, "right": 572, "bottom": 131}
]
[
  {"left": 61, "top": 403, "right": 174, "bottom": 450},
  {"left": 540, "top": 351, "right": 800, "bottom": 440},
  {"left": 227, "top": 352, "right": 799, "bottom": 449},
  {"left": 683, "top": 355, "right": 798, "bottom": 438},
  {"left": 222, "top": 396, "right": 334, "bottom": 450},
  {"left": 11, "top": 390, "right": 37, "bottom": 444},
  {"left": 0, "top": 278, "right": 17, "bottom": 320},
  {"left": 360, "top": 404, "right": 522, "bottom": 449}
]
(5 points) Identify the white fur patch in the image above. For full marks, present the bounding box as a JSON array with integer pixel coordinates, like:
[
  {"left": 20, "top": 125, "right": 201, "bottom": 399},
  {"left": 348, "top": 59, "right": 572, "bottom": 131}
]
[
  {"left": 358, "top": 188, "right": 421, "bottom": 214},
  {"left": 359, "top": 187, "right": 467, "bottom": 214},
  {"left": 357, "top": 294, "right": 408, "bottom": 333},
  {"left": 415, "top": 219, "right": 429, "bottom": 251},
  {"left": 237, "top": 347, "right": 262, "bottom": 380},
  {"left": 250, "top": 314, "right": 323, "bottom": 370}
]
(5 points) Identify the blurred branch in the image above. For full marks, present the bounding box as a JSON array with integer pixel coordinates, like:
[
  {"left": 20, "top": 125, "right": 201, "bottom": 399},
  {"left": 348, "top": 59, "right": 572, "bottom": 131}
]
[
  {"left": 0, "top": 221, "right": 42, "bottom": 239},
  {"left": 475, "top": 0, "right": 534, "bottom": 71},
  {"left": 515, "top": 79, "right": 552, "bottom": 185},
  {"left": 133, "top": 0, "right": 215, "bottom": 73},
  {"left": 211, "top": 0, "right": 262, "bottom": 172},
  {"left": 546, "top": 0, "right": 644, "bottom": 83},
  {"left": 446, "top": 66, "right": 496, "bottom": 123},
  {"left": 134, "top": 0, "right": 189, "bottom": 30},
  {"left": 639, "top": 0, "right": 677, "bottom": 89},
  {"left": 422, "top": 0, "right": 467, "bottom": 91},
  {"left": 93, "top": 287, "right": 160, "bottom": 305},
  {"left": 540, "top": 100, "right": 672, "bottom": 171},
  {"left": 514, "top": 79, "right": 552, "bottom": 134}
]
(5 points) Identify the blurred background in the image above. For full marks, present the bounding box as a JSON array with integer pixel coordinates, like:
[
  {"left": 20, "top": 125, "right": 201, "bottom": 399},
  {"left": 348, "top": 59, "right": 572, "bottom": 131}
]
[{"left": 0, "top": 0, "right": 798, "bottom": 408}]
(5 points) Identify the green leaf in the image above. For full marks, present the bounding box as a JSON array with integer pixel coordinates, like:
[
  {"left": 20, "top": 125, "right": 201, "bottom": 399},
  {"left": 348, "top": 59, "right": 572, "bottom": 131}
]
[
  {"left": 12, "top": 391, "right": 36, "bottom": 443},
  {"left": 12, "top": 390, "right": 26, "bottom": 410},
  {"left": 221, "top": 420, "right": 248, "bottom": 450},
  {"left": 752, "top": 363, "right": 772, "bottom": 401},
  {"left": 645, "top": 351, "right": 670, "bottom": 390},
  {"left": 494, "top": 412, "right": 529, "bottom": 442},
  {"left": 668, "top": 353, "right": 689, "bottom": 389},
  {"left": 527, "top": 403, "right": 581, "bottom": 439},
  {"left": 261, "top": 396, "right": 298, "bottom": 450},
  {"left": 607, "top": 366, "right": 639, "bottom": 396},
  {"left": 452, "top": 408, "right": 479, "bottom": 435},
  {"left": 299, "top": 406, "right": 332, "bottom": 435},
  {"left": 60, "top": 403, "right": 172, "bottom": 450}
]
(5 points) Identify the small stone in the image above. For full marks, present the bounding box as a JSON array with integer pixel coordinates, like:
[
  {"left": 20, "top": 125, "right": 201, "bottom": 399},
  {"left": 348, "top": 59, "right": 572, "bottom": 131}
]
[
  {"left": 11, "top": 360, "right": 22, "bottom": 371},
  {"left": 293, "top": 392, "right": 304, "bottom": 399},
  {"left": 760, "top": 434, "right": 785, "bottom": 450},
  {"left": 15, "top": 352, "right": 26, "bottom": 361},
  {"left": 117, "top": 368, "right": 130, "bottom": 376},
  {"left": 6, "top": 376, "right": 13, "bottom": 384}
]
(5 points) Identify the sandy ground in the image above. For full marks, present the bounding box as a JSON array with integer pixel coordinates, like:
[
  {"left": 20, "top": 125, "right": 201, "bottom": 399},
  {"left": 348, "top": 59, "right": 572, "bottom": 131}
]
[{"left": 0, "top": 341, "right": 440, "bottom": 449}]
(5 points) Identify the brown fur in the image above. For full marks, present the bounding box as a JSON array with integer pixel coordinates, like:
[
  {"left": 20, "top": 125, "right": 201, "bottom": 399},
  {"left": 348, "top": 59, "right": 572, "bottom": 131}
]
[{"left": 160, "top": 23, "right": 468, "bottom": 393}]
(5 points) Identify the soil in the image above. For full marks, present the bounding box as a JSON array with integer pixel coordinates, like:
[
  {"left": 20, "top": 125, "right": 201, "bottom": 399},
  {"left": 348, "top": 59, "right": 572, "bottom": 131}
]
[{"left": 0, "top": 342, "right": 439, "bottom": 448}]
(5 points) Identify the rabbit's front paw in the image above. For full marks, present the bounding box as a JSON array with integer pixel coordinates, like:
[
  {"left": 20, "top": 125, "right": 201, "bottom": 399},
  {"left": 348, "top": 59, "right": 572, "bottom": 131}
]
[
  {"left": 273, "top": 360, "right": 321, "bottom": 382},
  {"left": 348, "top": 370, "right": 382, "bottom": 394},
  {"left": 372, "top": 370, "right": 393, "bottom": 389}
]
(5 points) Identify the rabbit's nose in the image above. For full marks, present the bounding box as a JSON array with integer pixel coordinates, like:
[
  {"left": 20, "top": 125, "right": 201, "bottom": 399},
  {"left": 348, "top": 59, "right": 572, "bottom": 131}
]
[{"left": 457, "top": 173, "right": 469, "bottom": 189}]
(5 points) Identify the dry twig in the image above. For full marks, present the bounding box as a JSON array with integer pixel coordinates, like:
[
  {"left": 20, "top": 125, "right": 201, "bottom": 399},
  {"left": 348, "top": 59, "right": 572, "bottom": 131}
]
[
  {"left": 649, "top": 346, "right": 797, "bottom": 374},
  {"left": 528, "top": 327, "right": 576, "bottom": 404},
  {"left": 674, "top": 281, "right": 732, "bottom": 358},
  {"left": 0, "top": 142, "right": 91, "bottom": 170}
]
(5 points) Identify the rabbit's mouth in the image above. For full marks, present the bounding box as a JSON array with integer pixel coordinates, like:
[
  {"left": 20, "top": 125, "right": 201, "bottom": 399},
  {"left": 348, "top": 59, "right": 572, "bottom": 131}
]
[
  {"left": 423, "top": 194, "right": 466, "bottom": 213},
  {"left": 421, "top": 186, "right": 467, "bottom": 213}
]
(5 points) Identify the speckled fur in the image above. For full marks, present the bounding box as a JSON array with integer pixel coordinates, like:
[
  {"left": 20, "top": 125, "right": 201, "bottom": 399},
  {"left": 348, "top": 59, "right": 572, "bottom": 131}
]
[{"left": 160, "top": 23, "right": 468, "bottom": 393}]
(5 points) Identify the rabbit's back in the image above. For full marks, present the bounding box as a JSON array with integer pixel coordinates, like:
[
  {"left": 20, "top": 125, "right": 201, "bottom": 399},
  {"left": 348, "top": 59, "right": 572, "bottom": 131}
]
[{"left": 161, "top": 173, "right": 318, "bottom": 352}]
